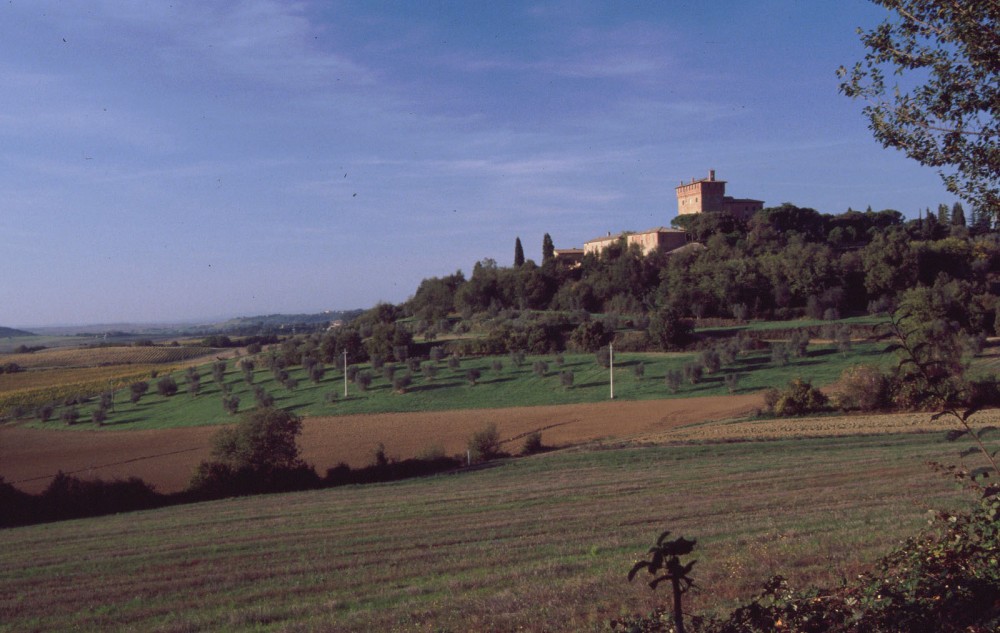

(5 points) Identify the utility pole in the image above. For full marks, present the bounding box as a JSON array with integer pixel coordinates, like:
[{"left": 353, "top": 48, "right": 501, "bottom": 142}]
[
  {"left": 609, "top": 342, "right": 614, "bottom": 399},
  {"left": 343, "top": 351, "right": 348, "bottom": 397}
]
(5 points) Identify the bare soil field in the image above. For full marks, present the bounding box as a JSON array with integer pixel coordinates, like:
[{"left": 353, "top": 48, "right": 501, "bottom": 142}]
[
  {"left": 0, "top": 394, "right": 762, "bottom": 493},
  {"left": 4, "top": 391, "right": 989, "bottom": 495}
]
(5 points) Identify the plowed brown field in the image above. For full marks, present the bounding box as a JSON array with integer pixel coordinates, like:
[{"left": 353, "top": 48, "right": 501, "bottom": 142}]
[{"left": 1, "top": 394, "right": 763, "bottom": 493}]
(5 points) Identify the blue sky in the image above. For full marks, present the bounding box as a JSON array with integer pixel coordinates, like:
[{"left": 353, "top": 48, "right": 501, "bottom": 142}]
[{"left": 0, "top": 1, "right": 958, "bottom": 328}]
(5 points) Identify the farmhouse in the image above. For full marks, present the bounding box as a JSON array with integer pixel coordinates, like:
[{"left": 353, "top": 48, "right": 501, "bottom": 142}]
[{"left": 583, "top": 227, "right": 688, "bottom": 256}]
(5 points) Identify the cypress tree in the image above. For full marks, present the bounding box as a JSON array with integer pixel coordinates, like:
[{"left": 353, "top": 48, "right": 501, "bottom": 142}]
[
  {"left": 514, "top": 237, "right": 525, "bottom": 267},
  {"left": 951, "top": 202, "right": 966, "bottom": 227},
  {"left": 542, "top": 233, "right": 555, "bottom": 263}
]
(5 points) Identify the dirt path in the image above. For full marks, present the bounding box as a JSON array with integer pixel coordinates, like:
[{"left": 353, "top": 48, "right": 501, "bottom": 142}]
[{"left": 0, "top": 394, "right": 763, "bottom": 493}]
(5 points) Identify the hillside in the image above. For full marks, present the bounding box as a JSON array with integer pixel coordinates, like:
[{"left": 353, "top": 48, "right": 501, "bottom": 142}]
[{"left": 0, "top": 326, "right": 34, "bottom": 338}]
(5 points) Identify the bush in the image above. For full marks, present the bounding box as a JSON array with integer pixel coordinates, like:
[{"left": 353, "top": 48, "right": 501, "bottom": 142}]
[
  {"left": 36, "top": 403, "right": 54, "bottom": 422},
  {"left": 448, "top": 355, "right": 461, "bottom": 370},
  {"left": 61, "top": 407, "right": 79, "bottom": 426},
  {"left": 632, "top": 361, "right": 645, "bottom": 379},
  {"left": 665, "top": 369, "right": 682, "bottom": 393},
  {"left": 468, "top": 423, "right": 503, "bottom": 461},
  {"left": 354, "top": 370, "right": 373, "bottom": 392},
  {"left": 533, "top": 360, "right": 549, "bottom": 377},
  {"left": 129, "top": 381, "right": 149, "bottom": 404},
  {"left": 724, "top": 373, "right": 740, "bottom": 394},
  {"left": 560, "top": 370, "right": 574, "bottom": 389},
  {"left": 465, "top": 368, "right": 481, "bottom": 386},
  {"left": 156, "top": 376, "right": 178, "bottom": 397},
  {"left": 595, "top": 346, "right": 611, "bottom": 368},
  {"left": 491, "top": 359, "right": 504, "bottom": 373},
  {"left": 766, "top": 378, "right": 828, "bottom": 416},
  {"left": 522, "top": 431, "right": 544, "bottom": 455},
  {"left": 683, "top": 363, "right": 703, "bottom": 385},
  {"left": 392, "top": 373, "right": 412, "bottom": 394},
  {"left": 91, "top": 407, "right": 107, "bottom": 426},
  {"left": 835, "top": 365, "right": 889, "bottom": 411}
]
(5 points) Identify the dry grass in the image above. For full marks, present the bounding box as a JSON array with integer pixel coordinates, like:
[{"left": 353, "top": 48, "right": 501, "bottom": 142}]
[
  {"left": 3, "top": 345, "right": 213, "bottom": 369},
  {"left": 646, "top": 409, "right": 1000, "bottom": 443},
  {"left": 0, "top": 433, "right": 970, "bottom": 632}
]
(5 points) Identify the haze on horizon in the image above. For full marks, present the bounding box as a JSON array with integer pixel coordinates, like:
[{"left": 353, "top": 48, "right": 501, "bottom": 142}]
[{"left": 0, "top": 1, "right": 959, "bottom": 329}]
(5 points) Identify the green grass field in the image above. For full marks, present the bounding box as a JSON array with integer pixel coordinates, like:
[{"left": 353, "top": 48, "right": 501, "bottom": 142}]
[
  {"left": 0, "top": 432, "right": 970, "bottom": 632},
  {"left": 26, "top": 342, "right": 893, "bottom": 431}
]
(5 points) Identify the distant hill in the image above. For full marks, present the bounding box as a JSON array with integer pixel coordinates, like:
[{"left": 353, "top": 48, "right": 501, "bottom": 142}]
[
  {"left": 206, "top": 310, "right": 364, "bottom": 333},
  {"left": 0, "top": 326, "right": 35, "bottom": 337}
]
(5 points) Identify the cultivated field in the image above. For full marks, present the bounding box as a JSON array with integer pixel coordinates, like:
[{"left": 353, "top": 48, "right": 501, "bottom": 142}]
[
  {"left": 0, "top": 432, "right": 971, "bottom": 632},
  {"left": 0, "top": 394, "right": 763, "bottom": 493}
]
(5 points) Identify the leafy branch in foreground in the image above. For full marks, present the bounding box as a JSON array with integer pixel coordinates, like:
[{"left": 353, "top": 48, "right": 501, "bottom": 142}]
[{"left": 625, "top": 531, "right": 698, "bottom": 633}]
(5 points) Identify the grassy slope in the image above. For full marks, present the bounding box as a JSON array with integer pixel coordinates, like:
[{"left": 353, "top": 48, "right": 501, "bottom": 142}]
[
  {"left": 0, "top": 433, "right": 967, "bottom": 632},
  {"left": 26, "top": 342, "right": 891, "bottom": 431}
]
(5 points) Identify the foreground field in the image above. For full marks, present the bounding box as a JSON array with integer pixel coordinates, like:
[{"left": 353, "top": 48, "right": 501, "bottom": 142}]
[
  {"left": 0, "top": 433, "right": 970, "bottom": 632},
  {"left": 0, "top": 395, "right": 763, "bottom": 493}
]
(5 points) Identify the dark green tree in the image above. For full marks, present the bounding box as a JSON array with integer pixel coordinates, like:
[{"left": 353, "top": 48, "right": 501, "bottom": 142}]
[
  {"left": 514, "top": 237, "right": 525, "bottom": 267},
  {"left": 838, "top": 0, "right": 1000, "bottom": 216},
  {"left": 542, "top": 233, "right": 555, "bottom": 263},
  {"left": 952, "top": 201, "right": 967, "bottom": 227}
]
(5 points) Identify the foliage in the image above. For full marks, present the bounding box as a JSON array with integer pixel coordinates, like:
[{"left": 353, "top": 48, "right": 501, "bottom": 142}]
[
  {"left": 156, "top": 376, "right": 178, "bottom": 397},
  {"left": 467, "top": 422, "right": 503, "bottom": 461},
  {"left": 624, "top": 531, "right": 698, "bottom": 633},
  {"left": 522, "top": 431, "right": 545, "bottom": 455},
  {"left": 764, "top": 378, "right": 828, "bottom": 416},
  {"left": 648, "top": 307, "right": 692, "bottom": 350},
  {"left": 838, "top": 0, "right": 1000, "bottom": 216},
  {"left": 834, "top": 364, "right": 890, "bottom": 411}
]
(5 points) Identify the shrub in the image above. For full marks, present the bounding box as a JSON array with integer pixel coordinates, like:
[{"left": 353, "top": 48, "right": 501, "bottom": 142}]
[
  {"left": 554, "top": 353, "right": 565, "bottom": 366},
  {"left": 448, "top": 355, "right": 461, "bottom": 370},
  {"left": 724, "top": 373, "right": 740, "bottom": 394},
  {"left": 468, "top": 423, "right": 503, "bottom": 461},
  {"left": 392, "top": 373, "right": 412, "bottom": 394},
  {"left": 683, "top": 363, "right": 703, "bottom": 385},
  {"left": 465, "top": 368, "right": 481, "bottom": 386},
  {"left": 522, "top": 431, "right": 544, "bottom": 455},
  {"left": 129, "top": 381, "right": 149, "bottom": 404},
  {"left": 835, "top": 364, "right": 889, "bottom": 411},
  {"left": 767, "top": 378, "right": 828, "bottom": 416},
  {"left": 354, "top": 370, "right": 373, "bottom": 391},
  {"left": 665, "top": 369, "right": 682, "bottom": 393},
  {"left": 156, "top": 376, "right": 178, "bottom": 397},
  {"left": 595, "top": 346, "right": 611, "bottom": 368},
  {"left": 560, "top": 370, "right": 574, "bottom": 389},
  {"left": 91, "top": 407, "right": 107, "bottom": 426},
  {"left": 632, "top": 361, "right": 645, "bottom": 379},
  {"left": 770, "top": 342, "right": 790, "bottom": 366},
  {"left": 382, "top": 364, "right": 396, "bottom": 382},
  {"left": 36, "top": 403, "right": 54, "bottom": 422},
  {"left": 222, "top": 395, "right": 240, "bottom": 415},
  {"left": 407, "top": 357, "right": 421, "bottom": 372},
  {"left": 421, "top": 362, "right": 438, "bottom": 382},
  {"left": 253, "top": 385, "right": 274, "bottom": 408},
  {"left": 429, "top": 346, "right": 445, "bottom": 362},
  {"left": 532, "top": 360, "right": 549, "bottom": 377},
  {"left": 324, "top": 391, "right": 339, "bottom": 405},
  {"left": 61, "top": 407, "right": 79, "bottom": 426},
  {"left": 491, "top": 359, "right": 504, "bottom": 373},
  {"left": 510, "top": 350, "right": 525, "bottom": 368},
  {"left": 699, "top": 349, "right": 721, "bottom": 374},
  {"left": 308, "top": 362, "right": 325, "bottom": 384}
]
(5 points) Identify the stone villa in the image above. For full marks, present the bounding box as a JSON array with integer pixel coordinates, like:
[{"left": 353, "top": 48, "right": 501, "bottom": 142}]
[{"left": 559, "top": 170, "right": 763, "bottom": 262}]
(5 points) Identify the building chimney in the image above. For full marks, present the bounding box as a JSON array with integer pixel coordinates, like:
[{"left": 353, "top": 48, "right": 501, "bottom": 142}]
[{"left": 709, "top": 169, "right": 715, "bottom": 181}]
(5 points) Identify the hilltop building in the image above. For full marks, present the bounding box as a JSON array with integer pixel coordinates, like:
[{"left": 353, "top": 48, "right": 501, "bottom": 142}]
[
  {"left": 557, "top": 170, "right": 763, "bottom": 259},
  {"left": 583, "top": 227, "right": 688, "bottom": 256},
  {"left": 676, "top": 170, "right": 763, "bottom": 220}
]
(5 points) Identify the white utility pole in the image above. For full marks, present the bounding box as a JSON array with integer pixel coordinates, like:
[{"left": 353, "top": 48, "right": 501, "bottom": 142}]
[
  {"left": 609, "top": 342, "right": 614, "bottom": 399},
  {"left": 343, "top": 351, "right": 348, "bottom": 397}
]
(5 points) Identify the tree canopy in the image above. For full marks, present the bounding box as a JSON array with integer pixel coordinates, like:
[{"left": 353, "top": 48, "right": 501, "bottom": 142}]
[{"left": 838, "top": 0, "right": 1000, "bottom": 216}]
